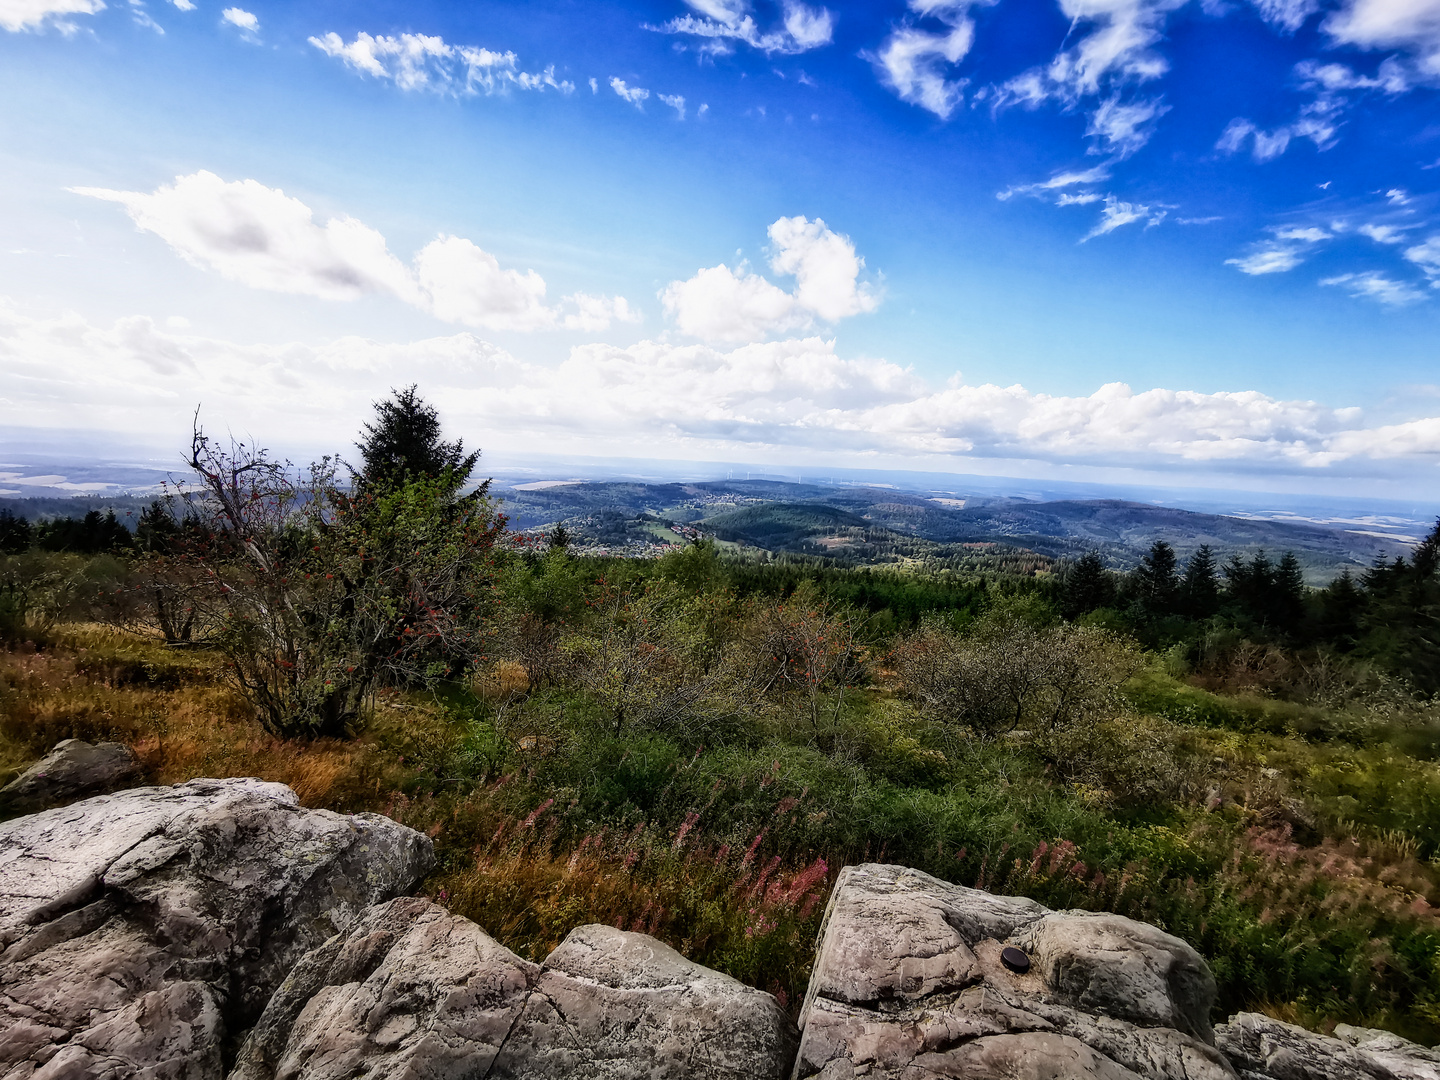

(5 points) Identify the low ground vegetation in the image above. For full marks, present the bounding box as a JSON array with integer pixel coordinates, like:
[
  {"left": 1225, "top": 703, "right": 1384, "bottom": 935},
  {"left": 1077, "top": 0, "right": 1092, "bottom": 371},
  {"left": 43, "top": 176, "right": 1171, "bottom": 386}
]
[{"left": 2, "top": 392, "right": 1439, "bottom": 1039}]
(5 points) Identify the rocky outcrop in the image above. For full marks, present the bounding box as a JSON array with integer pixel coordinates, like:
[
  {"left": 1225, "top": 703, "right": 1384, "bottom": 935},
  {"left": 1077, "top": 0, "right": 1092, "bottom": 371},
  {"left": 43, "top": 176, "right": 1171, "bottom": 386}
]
[
  {"left": 0, "top": 738, "right": 140, "bottom": 811},
  {"left": 232, "top": 897, "right": 797, "bottom": 1080},
  {"left": 3, "top": 774, "right": 1434, "bottom": 1080},
  {"left": 792, "top": 863, "right": 1237, "bottom": 1079},
  {"left": 0, "top": 777, "right": 434, "bottom": 1080},
  {"left": 1217, "top": 1012, "right": 1440, "bottom": 1080}
]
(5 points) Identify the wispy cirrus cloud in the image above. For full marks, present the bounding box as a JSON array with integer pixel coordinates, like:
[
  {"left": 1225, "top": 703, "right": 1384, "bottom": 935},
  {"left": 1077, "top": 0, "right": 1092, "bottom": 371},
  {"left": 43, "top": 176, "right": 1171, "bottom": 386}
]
[
  {"left": 660, "top": 215, "right": 880, "bottom": 341},
  {"left": 868, "top": 0, "right": 995, "bottom": 120},
  {"left": 1321, "top": 270, "right": 1426, "bottom": 305},
  {"left": 71, "top": 171, "right": 635, "bottom": 332},
  {"left": 648, "top": 0, "right": 835, "bottom": 57},
  {"left": 1082, "top": 194, "right": 1166, "bottom": 240},
  {"left": 310, "top": 30, "right": 574, "bottom": 95},
  {"left": 996, "top": 164, "right": 1112, "bottom": 202},
  {"left": 1215, "top": 58, "right": 1405, "bottom": 163},
  {"left": 991, "top": 0, "right": 1185, "bottom": 156},
  {"left": 1323, "top": 0, "right": 1440, "bottom": 83}
]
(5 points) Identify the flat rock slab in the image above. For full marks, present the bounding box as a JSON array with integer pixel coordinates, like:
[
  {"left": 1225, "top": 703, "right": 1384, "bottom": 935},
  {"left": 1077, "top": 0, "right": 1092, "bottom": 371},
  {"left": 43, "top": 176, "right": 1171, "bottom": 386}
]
[
  {"left": 0, "top": 777, "right": 434, "bottom": 1080},
  {"left": 0, "top": 738, "right": 140, "bottom": 811},
  {"left": 1217, "top": 1012, "right": 1440, "bottom": 1080},
  {"left": 792, "top": 863, "right": 1236, "bottom": 1080},
  {"left": 232, "top": 898, "right": 798, "bottom": 1080}
]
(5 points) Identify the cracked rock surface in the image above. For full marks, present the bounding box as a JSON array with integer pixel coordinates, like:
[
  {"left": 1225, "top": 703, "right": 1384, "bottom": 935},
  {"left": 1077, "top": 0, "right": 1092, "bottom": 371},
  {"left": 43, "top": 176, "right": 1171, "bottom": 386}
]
[
  {"left": 1216, "top": 1012, "right": 1440, "bottom": 1080},
  {"left": 232, "top": 898, "right": 798, "bottom": 1079},
  {"left": 0, "top": 738, "right": 140, "bottom": 812},
  {"left": 791, "top": 863, "right": 1236, "bottom": 1080},
  {"left": 0, "top": 777, "right": 434, "bottom": 1080}
]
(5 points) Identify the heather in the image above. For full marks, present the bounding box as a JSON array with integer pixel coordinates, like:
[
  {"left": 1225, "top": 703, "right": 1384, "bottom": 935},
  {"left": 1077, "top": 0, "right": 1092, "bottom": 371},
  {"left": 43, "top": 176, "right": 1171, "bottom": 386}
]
[{"left": 2, "top": 393, "right": 1439, "bottom": 1039}]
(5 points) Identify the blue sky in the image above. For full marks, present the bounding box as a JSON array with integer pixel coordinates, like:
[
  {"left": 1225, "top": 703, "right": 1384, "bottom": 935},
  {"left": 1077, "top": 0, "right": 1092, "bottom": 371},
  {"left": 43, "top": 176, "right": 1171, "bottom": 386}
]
[{"left": 4, "top": 0, "right": 1440, "bottom": 497}]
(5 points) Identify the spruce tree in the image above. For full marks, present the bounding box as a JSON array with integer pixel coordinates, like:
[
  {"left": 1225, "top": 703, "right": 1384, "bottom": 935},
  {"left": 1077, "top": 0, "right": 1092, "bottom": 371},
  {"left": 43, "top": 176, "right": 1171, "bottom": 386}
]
[
  {"left": 1061, "top": 550, "right": 1114, "bottom": 619},
  {"left": 0, "top": 509, "right": 31, "bottom": 554},
  {"left": 1274, "top": 551, "right": 1307, "bottom": 635},
  {"left": 1179, "top": 544, "right": 1220, "bottom": 619},
  {"left": 355, "top": 386, "right": 480, "bottom": 492},
  {"left": 1134, "top": 540, "right": 1179, "bottom": 617}
]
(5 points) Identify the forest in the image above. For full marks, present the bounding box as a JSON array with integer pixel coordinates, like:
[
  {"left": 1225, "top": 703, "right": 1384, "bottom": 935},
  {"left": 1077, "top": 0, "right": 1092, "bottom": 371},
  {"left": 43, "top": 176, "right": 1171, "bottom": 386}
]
[{"left": 2, "top": 388, "right": 1439, "bottom": 1041}]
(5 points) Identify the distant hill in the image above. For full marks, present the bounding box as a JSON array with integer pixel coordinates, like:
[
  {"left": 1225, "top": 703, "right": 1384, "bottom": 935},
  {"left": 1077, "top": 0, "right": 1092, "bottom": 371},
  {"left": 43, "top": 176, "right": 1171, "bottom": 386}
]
[{"left": 495, "top": 480, "right": 1410, "bottom": 581}]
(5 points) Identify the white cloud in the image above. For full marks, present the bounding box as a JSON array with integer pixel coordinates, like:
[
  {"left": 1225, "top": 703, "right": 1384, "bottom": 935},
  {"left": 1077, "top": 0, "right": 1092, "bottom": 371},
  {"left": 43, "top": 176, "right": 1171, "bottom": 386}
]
[
  {"left": 1325, "top": 0, "right": 1440, "bottom": 78},
  {"left": 1215, "top": 95, "right": 1342, "bottom": 162},
  {"left": 1057, "top": 192, "right": 1105, "bottom": 205},
  {"left": 610, "top": 77, "right": 650, "bottom": 108},
  {"left": 996, "top": 164, "right": 1111, "bottom": 201},
  {"left": 649, "top": 0, "right": 835, "bottom": 56},
  {"left": 0, "top": 0, "right": 104, "bottom": 32},
  {"left": 1403, "top": 233, "right": 1440, "bottom": 280},
  {"left": 72, "top": 171, "right": 636, "bottom": 332},
  {"left": 990, "top": 0, "right": 1188, "bottom": 156},
  {"left": 659, "top": 92, "right": 687, "bottom": 118},
  {"left": 1250, "top": 0, "right": 1320, "bottom": 31},
  {"left": 1359, "top": 222, "right": 1407, "bottom": 243},
  {"left": 869, "top": 0, "right": 993, "bottom": 119},
  {"left": 309, "top": 31, "right": 574, "bottom": 96},
  {"left": 1085, "top": 95, "right": 1169, "bottom": 156},
  {"left": 1082, "top": 194, "right": 1165, "bottom": 240},
  {"left": 12, "top": 300, "right": 1440, "bottom": 474},
  {"left": 1227, "top": 246, "right": 1306, "bottom": 274},
  {"left": 1225, "top": 223, "right": 1336, "bottom": 274},
  {"left": 169, "top": 0, "right": 192, "bottom": 9},
  {"left": 659, "top": 264, "right": 801, "bottom": 342},
  {"left": 660, "top": 215, "right": 880, "bottom": 341},
  {"left": 1320, "top": 271, "right": 1426, "bottom": 305},
  {"left": 221, "top": 6, "right": 255, "bottom": 32},
  {"left": 1220, "top": 56, "right": 1410, "bottom": 163}
]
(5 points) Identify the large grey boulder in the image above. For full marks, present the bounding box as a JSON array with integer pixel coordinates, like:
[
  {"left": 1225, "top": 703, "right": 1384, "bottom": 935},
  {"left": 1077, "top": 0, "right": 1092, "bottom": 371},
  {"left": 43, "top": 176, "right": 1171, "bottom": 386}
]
[
  {"left": 491, "top": 922, "right": 798, "bottom": 1078},
  {"left": 792, "top": 863, "right": 1236, "bottom": 1080},
  {"left": 0, "top": 777, "right": 434, "bottom": 1080},
  {"left": 232, "top": 898, "right": 797, "bottom": 1080},
  {"left": 0, "top": 738, "right": 140, "bottom": 811},
  {"left": 1216, "top": 1012, "right": 1440, "bottom": 1080}
]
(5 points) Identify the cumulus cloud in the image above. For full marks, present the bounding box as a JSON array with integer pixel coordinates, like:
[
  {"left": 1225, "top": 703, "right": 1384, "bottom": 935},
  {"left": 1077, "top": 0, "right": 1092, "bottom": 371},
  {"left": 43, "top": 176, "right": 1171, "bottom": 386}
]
[
  {"left": 221, "top": 6, "right": 255, "bottom": 32},
  {"left": 11, "top": 300, "right": 1440, "bottom": 474},
  {"left": 1321, "top": 270, "right": 1426, "bottom": 305},
  {"left": 868, "top": 0, "right": 994, "bottom": 119},
  {"left": 0, "top": 0, "right": 105, "bottom": 32},
  {"left": 309, "top": 31, "right": 574, "bottom": 95},
  {"left": 659, "top": 92, "right": 687, "bottom": 118},
  {"left": 610, "top": 77, "right": 650, "bottom": 108},
  {"left": 648, "top": 0, "right": 835, "bottom": 57},
  {"left": 995, "top": 0, "right": 1185, "bottom": 156},
  {"left": 660, "top": 215, "right": 880, "bottom": 341},
  {"left": 72, "top": 171, "right": 636, "bottom": 332}
]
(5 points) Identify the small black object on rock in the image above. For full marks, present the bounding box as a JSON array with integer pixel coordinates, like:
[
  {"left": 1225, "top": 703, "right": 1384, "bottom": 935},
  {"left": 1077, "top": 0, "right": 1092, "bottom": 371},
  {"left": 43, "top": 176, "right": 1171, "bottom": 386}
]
[{"left": 1000, "top": 946, "right": 1031, "bottom": 974}]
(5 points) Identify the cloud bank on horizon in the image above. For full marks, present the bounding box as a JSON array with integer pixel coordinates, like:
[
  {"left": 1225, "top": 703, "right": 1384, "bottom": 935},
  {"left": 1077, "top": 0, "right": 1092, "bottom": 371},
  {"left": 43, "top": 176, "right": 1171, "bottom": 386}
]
[{"left": 4, "top": 0, "right": 1440, "bottom": 493}]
